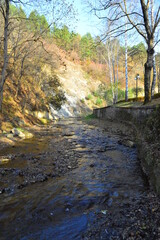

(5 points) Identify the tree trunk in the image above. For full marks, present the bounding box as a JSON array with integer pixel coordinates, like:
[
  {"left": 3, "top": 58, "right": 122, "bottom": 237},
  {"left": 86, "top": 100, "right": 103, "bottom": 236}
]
[
  {"left": 112, "top": 55, "right": 116, "bottom": 104},
  {"left": 16, "top": 56, "right": 25, "bottom": 97},
  {"left": 158, "top": 66, "right": 160, "bottom": 93},
  {"left": 151, "top": 54, "right": 157, "bottom": 97},
  {"left": 151, "top": 0, "right": 157, "bottom": 97},
  {"left": 144, "top": 42, "right": 154, "bottom": 104},
  {"left": 115, "top": 46, "right": 119, "bottom": 103},
  {"left": 108, "top": 52, "right": 115, "bottom": 103},
  {"left": 0, "top": 0, "right": 9, "bottom": 112},
  {"left": 125, "top": 22, "right": 128, "bottom": 102},
  {"left": 106, "top": 41, "right": 115, "bottom": 104}
]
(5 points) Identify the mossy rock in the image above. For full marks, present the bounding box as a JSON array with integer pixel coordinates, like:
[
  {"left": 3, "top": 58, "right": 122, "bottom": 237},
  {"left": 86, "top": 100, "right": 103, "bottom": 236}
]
[
  {"left": 24, "top": 132, "right": 34, "bottom": 139},
  {"left": 40, "top": 118, "right": 50, "bottom": 125},
  {"left": 11, "top": 128, "right": 33, "bottom": 139}
]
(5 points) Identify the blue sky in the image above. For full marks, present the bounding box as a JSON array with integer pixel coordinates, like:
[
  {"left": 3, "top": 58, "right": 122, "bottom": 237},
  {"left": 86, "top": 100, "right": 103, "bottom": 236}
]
[
  {"left": 72, "top": 0, "right": 160, "bottom": 52},
  {"left": 22, "top": 0, "right": 102, "bottom": 37},
  {"left": 20, "top": 0, "right": 160, "bottom": 51},
  {"left": 71, "top": 0, "right": 102, "bottom": 36}
]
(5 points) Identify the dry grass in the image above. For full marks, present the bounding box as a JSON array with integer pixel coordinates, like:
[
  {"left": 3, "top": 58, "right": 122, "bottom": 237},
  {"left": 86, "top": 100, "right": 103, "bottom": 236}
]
[{"left": 115, "top": 96, "right": 160, "bottom": 108}]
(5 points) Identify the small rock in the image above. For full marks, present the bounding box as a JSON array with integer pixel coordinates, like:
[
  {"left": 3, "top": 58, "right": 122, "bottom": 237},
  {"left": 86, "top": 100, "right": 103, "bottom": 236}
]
[
  {"left": 0, "top": 158, "right": 11, "bottom": 164},
  {"left": 24, "top": 132, "right": 33, "bottom": 139},
  {"left": 107, "top": 198, "right": 113, "bottom": 207},
  {"left": 68, "top": 166, "right": 72, "bottom": 169},
  {"left": 17, "top": 183, "right": 27, "bottom": 189},
  {"left": 118, "top": 139, "right": 136, "bottom": 148},
  {"left": 98, "top": 148, "right": 105, "bottom": 152},
  {"left": 90, "top": 163, "right": 95, "bottom": 168},
  {"left": 6, "top": 133, "right": 14, "bottom": 139},
  {"left": 11, "top": 128, "right": 25, "bottom": 139},
  {"left": 63, "top": 132, "right": 74, "bottom": 137},
  {"left": 0, "top": 189, "right": 5, "bottom": 194},
  {"left": 101, "top": 210, "right": 107, "bottom": 215}
]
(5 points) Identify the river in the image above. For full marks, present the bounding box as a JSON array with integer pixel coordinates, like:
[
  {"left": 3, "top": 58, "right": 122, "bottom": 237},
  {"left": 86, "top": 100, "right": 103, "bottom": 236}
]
[{"left": 0, "top": 119, "right": 151, "bottom": 239}]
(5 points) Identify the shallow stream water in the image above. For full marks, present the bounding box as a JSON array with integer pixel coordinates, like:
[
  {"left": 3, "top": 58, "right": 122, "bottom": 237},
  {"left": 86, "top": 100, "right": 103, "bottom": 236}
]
[{"left": 0, "top": 119, "right": 148, "bottom": 239}]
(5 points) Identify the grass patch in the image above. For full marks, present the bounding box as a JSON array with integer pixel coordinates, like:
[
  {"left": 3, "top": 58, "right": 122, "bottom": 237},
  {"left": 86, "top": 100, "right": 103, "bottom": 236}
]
[
  {"left": 115, "top": 101, "right": 143, "bottom": 108},
  {"left": 84, "top": 114, "right": 97, "bottom": 121},
  {"left": 16, "top": 127, "right": 25, "bottom": 133}
]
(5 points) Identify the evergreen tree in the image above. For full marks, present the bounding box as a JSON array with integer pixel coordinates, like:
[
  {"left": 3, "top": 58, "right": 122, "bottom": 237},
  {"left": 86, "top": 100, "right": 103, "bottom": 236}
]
[{"left": 80, "top": 33, "right": 95, "bottom": 60}]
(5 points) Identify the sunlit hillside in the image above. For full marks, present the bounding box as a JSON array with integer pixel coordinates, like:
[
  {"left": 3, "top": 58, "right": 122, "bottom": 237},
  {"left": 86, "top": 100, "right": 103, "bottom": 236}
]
[{"left": 0, "top": 3, "right": 160, "bottom": 131}]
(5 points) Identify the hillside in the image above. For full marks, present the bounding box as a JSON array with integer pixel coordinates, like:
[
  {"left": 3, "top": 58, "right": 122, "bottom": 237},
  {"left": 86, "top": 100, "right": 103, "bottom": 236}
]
[
  {"left": 0, "top": 42, "right": 104, "bottom": 133},
  {"left": 52, "top": 58, "right": 103, "bottom": 118},
  {"left": 0, "top": 3, "right": 159, "bottom": 133}
]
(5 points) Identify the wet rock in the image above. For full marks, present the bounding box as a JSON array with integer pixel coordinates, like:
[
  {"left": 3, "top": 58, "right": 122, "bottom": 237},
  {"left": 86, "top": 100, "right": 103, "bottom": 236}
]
[
  {"left": 98, "top": 145, "right": 116, "bottom": 152},
  {"left": 36, "top": 174, "right": 48, "bottom": 182},
  {"left": 107, "top": 198, "right": 113, "bottom": 207},
  {"left": 63, "top": 132, "right": 75, "bottom": 137},
  {"left": 17, "top": 183, "right": 28, "bottom": 189},
  {"left": 13, "top": 169, "right": 21, "bottom": 176},
  {"left": 101, "top": 210, "right": 107, "bottom": 215},
  {"left": 0, "top": 169, "right": 6, "bottom": 175},
  {"left": 18, "top": 171, "right": 24, "bottom": 177},
  {"left": 118, "top": 139, "right": 136, "bottom": 148},
  {"left": 0, "top": 188, "right": 5, "bottom": 194},
  {"left": 89, "top": 163, "right": 95, "bottom": 168},
  {"left": 105, "top": 145, "right": 116, "bottom": 151},
  {"left": 98, "top": 148, "right": 106, "bottom": 152},
  {"left": 0, "top": 157, "right": 11, "bottom": 164}
]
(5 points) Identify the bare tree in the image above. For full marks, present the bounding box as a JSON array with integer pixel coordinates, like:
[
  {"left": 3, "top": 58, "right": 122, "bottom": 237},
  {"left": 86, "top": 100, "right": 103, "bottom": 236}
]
[
  {"left": 125, "top": 18, "right": 128, "bottom": 101},
  {"left": 158, "top": 66, "right": 160, "bottom": 93},
  {"left": 151, "top": 0, "right": 157, "bottom": 97},
  {"left": 0, "top": 0, "right": 9, "bottom": 111},
  {"left": 88, "top": 0, "right": 160, "bottom": 103},
  {"left": 101, "top": 38, "right": 120, "bottom": 104},
  {"left": 106, "top": 40, "right": 115, "bottom": 103},
  {"left": 0, "top": 0, "right": 75, "bottom": 111},
  {"left": 157, "top": 53, "right": 160, "bottom": 92},
  {"left": 115, "top": 42, "right": 119, "bottom": 103}
]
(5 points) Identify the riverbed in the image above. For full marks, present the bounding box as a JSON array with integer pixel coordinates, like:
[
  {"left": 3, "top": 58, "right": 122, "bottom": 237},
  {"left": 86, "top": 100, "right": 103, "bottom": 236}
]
[{"left": 0, "top": 119, "right": 160, "bottom": 239}]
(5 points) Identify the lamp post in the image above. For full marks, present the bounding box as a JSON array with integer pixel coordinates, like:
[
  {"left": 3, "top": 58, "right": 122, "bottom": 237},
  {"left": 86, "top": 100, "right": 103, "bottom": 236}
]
[{"left": 135, "top": 74, "right": 140, "bottom": 100}]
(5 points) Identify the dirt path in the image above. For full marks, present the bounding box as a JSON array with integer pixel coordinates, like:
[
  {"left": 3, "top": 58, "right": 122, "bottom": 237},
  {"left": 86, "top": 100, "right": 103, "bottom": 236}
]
[{"left": 0, "top": 119, "right": 160, "bottom": 240}]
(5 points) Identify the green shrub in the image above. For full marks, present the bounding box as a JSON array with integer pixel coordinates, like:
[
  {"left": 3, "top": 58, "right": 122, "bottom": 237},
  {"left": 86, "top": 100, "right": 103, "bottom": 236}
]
[
  {"left": 117, "top": 88, "right": 125, "bottom": 101},
  {"left": 84, "top": 114, "right": 96, "bottom": 120},
  {"left": 93, "top": 91, "right": 99, "bottom": 97},
  {"left": 131, "top": 87, "right": 143, "bottom": 97},
  {"left": 103, "top": 89, "right": 114, "bottom": 104},
  {"left": 80, "top": 98, "right": 85, "bottom": 103},
  {"left": 96, "top": 97, "right": 103, "bottom": 106},
  {"left": 86, "top": 94, "right": 93, "bottom": 100},
  {"left": 153, "top": 93, "right": 160, "bottom": 99}
]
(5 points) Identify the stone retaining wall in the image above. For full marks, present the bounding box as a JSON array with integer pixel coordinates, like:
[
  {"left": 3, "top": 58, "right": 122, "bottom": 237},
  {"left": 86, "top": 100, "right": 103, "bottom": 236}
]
[
  {"left": 93, "top": 104, "right": 160, "bottom": 194},
  {"left": 93, "top": 106, "right": 156, "bottom": 123}
]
